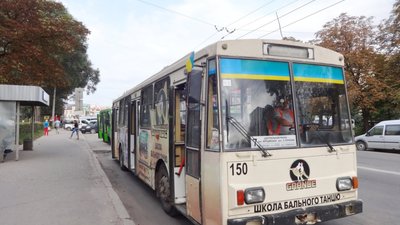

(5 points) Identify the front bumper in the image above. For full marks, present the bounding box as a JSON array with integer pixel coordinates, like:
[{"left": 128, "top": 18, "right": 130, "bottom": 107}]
[{"left": 228, "top": 200, "right": 362, "bottom": 225}]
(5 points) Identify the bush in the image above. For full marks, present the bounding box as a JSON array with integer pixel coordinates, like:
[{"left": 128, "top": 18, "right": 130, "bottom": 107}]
[{"left": 19, "top": 122, "right": 43, "bottom": 144}]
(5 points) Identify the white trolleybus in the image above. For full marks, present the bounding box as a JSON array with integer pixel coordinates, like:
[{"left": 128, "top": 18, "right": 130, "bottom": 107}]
[{"left": 111, "top": 39, "right": 362, "bottom": 225}]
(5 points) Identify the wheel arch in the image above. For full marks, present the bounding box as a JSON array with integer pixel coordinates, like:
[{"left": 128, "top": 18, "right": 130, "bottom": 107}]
[
  {"left": 356, "top": 140, "right": 368, "bottom": 151},
  {"left": 155, "top": 159, "right": 168, "bottom": 177},
  {"left": 154, "top": 159, "right": 168, "bottom": 191}
]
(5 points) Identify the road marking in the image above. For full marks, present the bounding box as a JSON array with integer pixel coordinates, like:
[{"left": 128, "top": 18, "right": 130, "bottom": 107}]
[{"left": 358, "top": 166, "right": 400, "bottom": 176}]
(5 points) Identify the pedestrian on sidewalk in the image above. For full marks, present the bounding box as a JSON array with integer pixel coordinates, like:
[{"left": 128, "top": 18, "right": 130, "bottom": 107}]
[
  {"left": 43, "top": 119, "right": 49, "bottom": 136},
  {"left": 70, "top": 120, "right": 79, "bottom": 140},
  {"left": 54, "top": 119, "right": 61, "bottom": 134}
]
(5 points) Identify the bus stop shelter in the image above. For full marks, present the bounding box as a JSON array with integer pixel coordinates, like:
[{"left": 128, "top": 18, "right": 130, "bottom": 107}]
[{"left": 0, "top": 85, "right": 49, "bottom": 161}]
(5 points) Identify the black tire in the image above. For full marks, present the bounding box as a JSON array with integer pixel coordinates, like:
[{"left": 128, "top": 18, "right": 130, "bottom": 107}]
[
  {"left": 356, "top": 141, "right": 367, "bottom": 151},
  {"left": 119, "top": 147, "right": 128, "bottom": 171},
  {"left": 156, "top": 165, "right": 178, "bottom": 216}
]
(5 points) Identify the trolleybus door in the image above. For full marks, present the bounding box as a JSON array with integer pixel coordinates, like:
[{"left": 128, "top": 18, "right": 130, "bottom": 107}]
[
  {"left": 112, "top": 107, "right": 118, "bottom": 159},
  {"left": 173, "top": 87, "right": 186, "bottom": 205},
  {"left": 185, "top": 69, "right": 203, "bottom": 223},
  {"left": 129, "top": 100, "right": 137, "bottom": 171}
]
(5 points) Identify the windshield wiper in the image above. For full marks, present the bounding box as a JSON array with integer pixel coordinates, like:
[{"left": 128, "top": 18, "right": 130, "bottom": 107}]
[
  {"left": 226, "top": 116, "right": 272, "bottom": 157},
  {"left": 307, "top": 124, "right": 336, "bottom": 152}
]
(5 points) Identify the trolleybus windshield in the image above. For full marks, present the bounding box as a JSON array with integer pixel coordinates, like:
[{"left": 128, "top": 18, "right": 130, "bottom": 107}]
[{"left": 220, "top": 58, "right": 353, "bottom": 150}]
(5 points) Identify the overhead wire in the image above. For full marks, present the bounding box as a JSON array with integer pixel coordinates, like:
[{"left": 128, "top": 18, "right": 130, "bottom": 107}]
[
  {"left": 134, "top": 0, "right": 346, "bottom": 49},
  {"left": 225, "top": 0, "right": 277, "bottom": 28},
  {"left": 194, "top": 0, "right": 277, "bottom": 48},
  {"left": 134, "top": 0, "right": 215, "bottom": 26},
  {"left": 236, "top": 0, "right": 317, "bottom": 39},
  {"left": 234, "top": 0, "right": 301, "bottom": 33},
  {"left": 258, "top": 0, "right": 345, "bottom": 38}
]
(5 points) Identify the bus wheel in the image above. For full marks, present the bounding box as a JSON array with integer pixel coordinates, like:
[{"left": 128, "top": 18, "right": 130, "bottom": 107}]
[
  {"left": 156, "top": 165, "right": 177, "bottom": 216},
  {"left": 356, "top": 141, "right": 367, "bottom": 151}
]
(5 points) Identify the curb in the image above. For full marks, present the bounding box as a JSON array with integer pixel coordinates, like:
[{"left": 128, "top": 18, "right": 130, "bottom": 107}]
[{"left": 81, "top": 134, "right": 136, "bottom": 225}]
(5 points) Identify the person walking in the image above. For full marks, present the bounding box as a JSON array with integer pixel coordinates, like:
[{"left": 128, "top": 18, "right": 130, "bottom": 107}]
[
  {"left": 54, "top": 119, "right": 61, "bottom": 134},
  {"left": 70, "top": 120, "right": 79, "bottom": 140},
  {"left": 43, "top": 119, "right": 49, "bottom": 136}
]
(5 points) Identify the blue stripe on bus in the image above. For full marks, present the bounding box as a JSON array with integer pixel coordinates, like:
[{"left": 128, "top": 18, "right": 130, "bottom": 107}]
[
  {"left": 220, "top": 58, "right": 290, "bottom": 80},
  {"left": 293, "top": 63, "right": 344, "bottom": 84}
]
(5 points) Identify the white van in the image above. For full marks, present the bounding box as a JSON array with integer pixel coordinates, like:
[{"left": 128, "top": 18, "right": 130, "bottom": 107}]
[{"left": 355, "top": 120, "right": 400, "bottom": 151}]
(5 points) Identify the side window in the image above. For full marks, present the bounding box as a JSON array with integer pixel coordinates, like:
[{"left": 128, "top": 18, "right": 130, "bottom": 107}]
[
  {"left": 105, "top": 111, "right": 110, "bottom": 126},
  {"left": 140, "top": 85, "right": 153, "bottom": 128},
  {"left": 186, "top": 70, "right": 202, "bottom": 148},
  {"left": 123, "top": 97, "right": 129, "bottom": 126},
  {"left": 154, "top": 79, "right": 169, "bottom": 126},
  {"left": 186, "top": 69, "right": 203, "bottom": 178},
  {"left": 370, "top": 126, "right": 384, "bottom": 136},
  {"left": 118, "top": 99, "right": 124, "bottom": 126},
  {"left": 206, "top": 69, "right": 220, "bottom": 151},
  {"left": 130, "top": 102, "right": 135, "bottom": 135},
  {"left": 385, "top": 125, "right": 400, "bottom": 135}
]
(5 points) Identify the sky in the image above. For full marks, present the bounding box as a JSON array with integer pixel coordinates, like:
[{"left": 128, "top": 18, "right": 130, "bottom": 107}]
[{"left": 59, "top": 0, "right": 396, "bottom": 107}]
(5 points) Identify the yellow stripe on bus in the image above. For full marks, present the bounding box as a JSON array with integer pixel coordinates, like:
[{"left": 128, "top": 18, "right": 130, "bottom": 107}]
[
  {"left": 294, "top": 77, "right": 344, "bottom": 84},
  {"left": 221, "top": 73, "right": 290, "bottom": 81}
]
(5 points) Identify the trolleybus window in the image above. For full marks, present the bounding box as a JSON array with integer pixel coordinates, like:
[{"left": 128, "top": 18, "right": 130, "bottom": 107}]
[
  {"left": 154, "top": 78, "right": 169, "bottom": 127},
  {"left": 206, "top": 65, "right": 220, "bottom": 150},
  {"left": 186, "top": 69, "right": 202, "bottom": 178},
  {"left": 293, "top": 63, "right": 352, "bottom": 146},
  {"left": 220, "top": 58, "right": 296, "bottom": 150},
  {"left": 140, "top": 85, "right": 153, "bottom": 128}
]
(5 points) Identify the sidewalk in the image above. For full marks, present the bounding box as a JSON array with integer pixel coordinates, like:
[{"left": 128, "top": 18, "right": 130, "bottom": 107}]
[{"left": 0, "top": 129, "right": 135, "bottom": 225}]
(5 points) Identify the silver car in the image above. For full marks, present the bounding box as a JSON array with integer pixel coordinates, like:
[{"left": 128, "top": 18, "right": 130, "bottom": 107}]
[{"left": 355, "top": 120, "right": 400, "bottom": 151}]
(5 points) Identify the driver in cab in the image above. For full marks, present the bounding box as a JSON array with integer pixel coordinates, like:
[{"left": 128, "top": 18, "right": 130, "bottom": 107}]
[{"left": 267, "top": 97, "right": 294, "bottom": 135}]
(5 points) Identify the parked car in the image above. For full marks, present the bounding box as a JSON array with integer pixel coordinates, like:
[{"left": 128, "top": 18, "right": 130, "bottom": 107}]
[
  {"left": 80, "top": 121, "right": 98, "bottom": 134},
  {"left": 63, "top": 119, "right": 75, "bottom": 131},
  {"left": 64, "top": 119, "right": 92, "bottom": 131},
  {"left": 81, "top": 116, "right": 97, "bottom": 123},
  {"left": 355, "top": 119, "right": 400, "bottom": 151}
]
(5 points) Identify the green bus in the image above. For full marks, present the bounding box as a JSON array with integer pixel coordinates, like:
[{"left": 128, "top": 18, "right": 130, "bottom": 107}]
[{"left": 98, "top": 109, "right": 112, "bottom": 143}]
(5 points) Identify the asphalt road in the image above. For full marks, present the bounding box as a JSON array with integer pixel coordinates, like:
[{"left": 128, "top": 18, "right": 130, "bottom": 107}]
[{"left": 84, "top": 133, "right": 400, "bottom": 225}]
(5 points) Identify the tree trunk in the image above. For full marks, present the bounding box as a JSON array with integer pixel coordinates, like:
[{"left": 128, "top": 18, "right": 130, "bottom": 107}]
[{"left": 362, "top": 108, "right": 371, "bottom": 132}]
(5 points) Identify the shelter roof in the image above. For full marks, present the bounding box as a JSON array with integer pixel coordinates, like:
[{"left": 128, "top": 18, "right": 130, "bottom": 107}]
[{"left": 0, "top": 85, "right": 49, "bottom": 106}]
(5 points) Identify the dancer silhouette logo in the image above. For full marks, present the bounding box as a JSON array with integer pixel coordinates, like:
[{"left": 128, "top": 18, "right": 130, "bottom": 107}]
[{"left": 289, "top": 159, "right": 310, "bottom": 181}]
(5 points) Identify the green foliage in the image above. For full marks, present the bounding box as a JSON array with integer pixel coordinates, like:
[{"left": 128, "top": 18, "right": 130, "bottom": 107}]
[
  {"left": 0, "top": 0, "right": 100, "bottom": 110},
  {"left": 19, "top": 122, "right": 43, "bottom": 144},
  {"left": 314, "top": 9, "right": 400, "bottom": 133}
]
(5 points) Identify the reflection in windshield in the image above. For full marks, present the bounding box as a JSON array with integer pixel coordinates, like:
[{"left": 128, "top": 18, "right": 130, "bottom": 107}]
[
  {"left": 293, "top": 63, "right": 352, "bottom": 147},
  {"left": 219, "top": 58, "right": 353, "bottom": 150},
  {"left": 220, "top": 58, "right": 296, "bottom": 150}
]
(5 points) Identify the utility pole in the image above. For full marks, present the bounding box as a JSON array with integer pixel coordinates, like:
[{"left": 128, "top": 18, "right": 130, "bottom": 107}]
[{"left": 51, "top": 87, "right": 56, "bottom": 128}]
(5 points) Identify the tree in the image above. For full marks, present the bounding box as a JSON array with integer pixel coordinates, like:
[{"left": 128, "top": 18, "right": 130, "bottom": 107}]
[
  {"left": 313, "top": 13, "right": 387, "bottom": 132},
  {"left": 375, "top": 0, "right": 400, "bottom": 120},
  {"left": 0, "top": 0, "right": 99, "bottom": 113}
]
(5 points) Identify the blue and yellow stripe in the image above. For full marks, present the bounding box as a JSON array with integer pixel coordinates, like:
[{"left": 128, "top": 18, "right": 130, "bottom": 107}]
[
  {"left": 220, "top": 58, "right": 290, "bottom": 81},
  {"left": 293, "top": 63, "right": 344, "bottom": 84},
  {"left": 219, "top": 58, "right": 344, "bottom": 84}
]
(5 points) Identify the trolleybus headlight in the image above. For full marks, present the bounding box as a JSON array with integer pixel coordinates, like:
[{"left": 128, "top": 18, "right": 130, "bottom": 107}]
[
  {"left": 244, "top": 187, "right": 265, "bottom": 204},
  {"left": 336, "top": 177, "right": 352, "bottom": 191}
]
